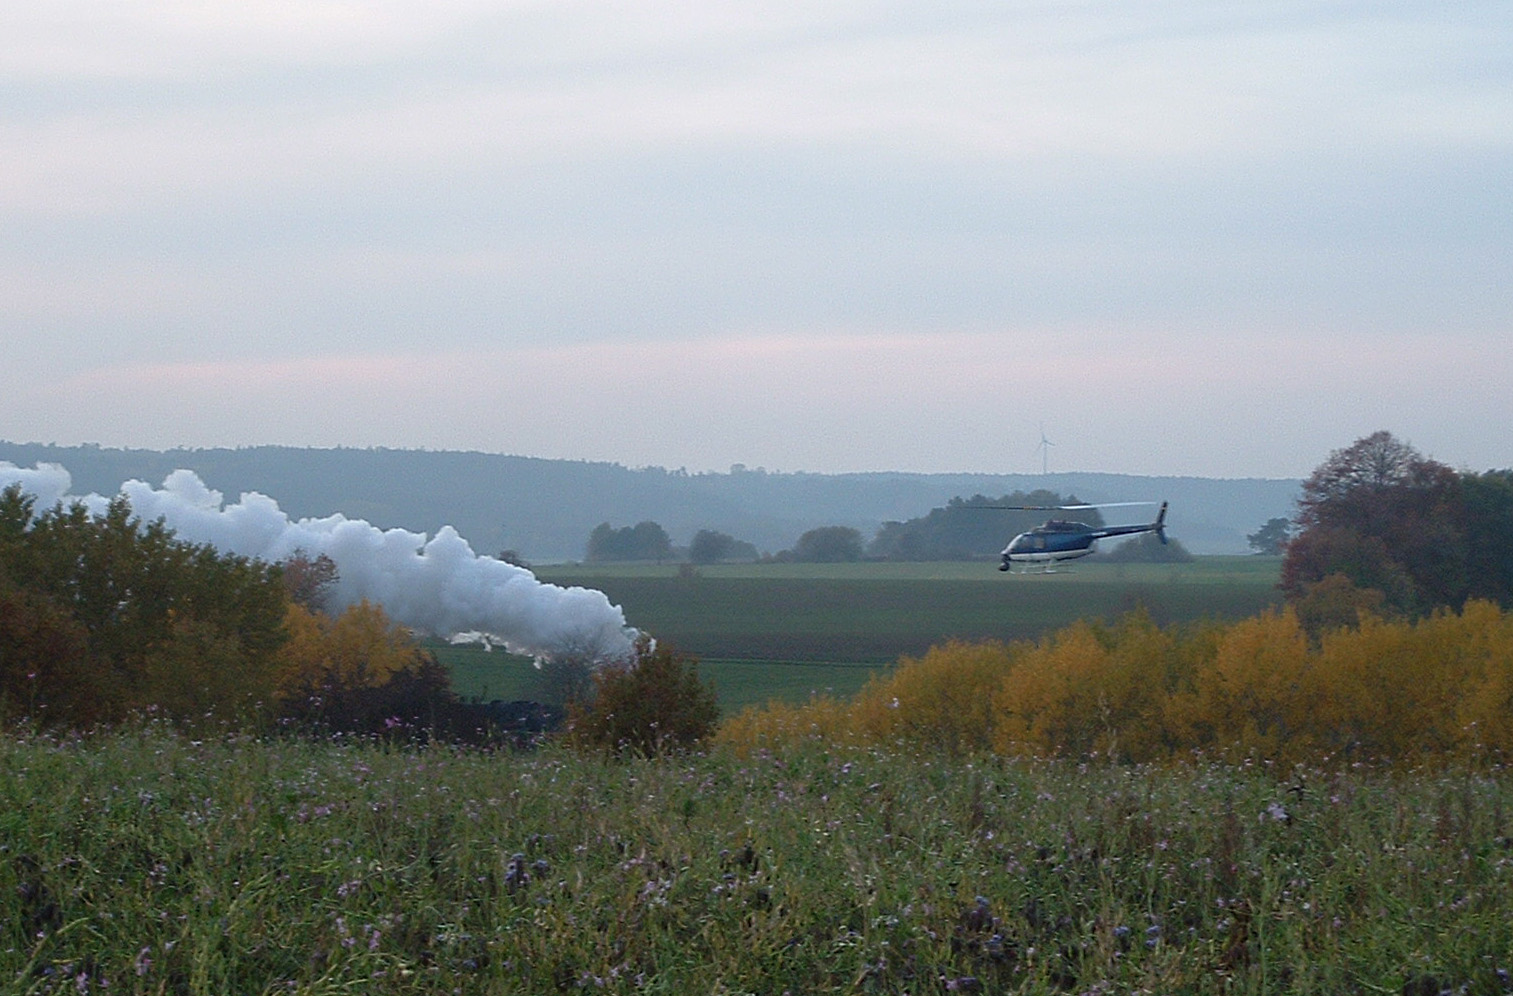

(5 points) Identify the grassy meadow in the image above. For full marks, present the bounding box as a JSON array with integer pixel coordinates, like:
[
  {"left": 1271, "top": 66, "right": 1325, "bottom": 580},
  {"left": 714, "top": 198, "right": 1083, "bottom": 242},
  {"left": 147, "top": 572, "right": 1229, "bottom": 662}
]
[
  {"left": 438, "top": 558, "right": 1284, "bottom": 710},
  {"left": 7, "top": 557, "right": 1513, "bottom": 994},
  {"left": 4, "top": 727, "right": 1511, "bottom": 995}
]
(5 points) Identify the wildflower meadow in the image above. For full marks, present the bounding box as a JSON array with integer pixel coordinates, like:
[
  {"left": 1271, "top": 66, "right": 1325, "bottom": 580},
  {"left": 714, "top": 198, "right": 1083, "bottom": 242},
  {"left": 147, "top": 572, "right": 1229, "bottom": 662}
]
[{"left": 3, "top": 724, "right": 1511, "bottom": 995}]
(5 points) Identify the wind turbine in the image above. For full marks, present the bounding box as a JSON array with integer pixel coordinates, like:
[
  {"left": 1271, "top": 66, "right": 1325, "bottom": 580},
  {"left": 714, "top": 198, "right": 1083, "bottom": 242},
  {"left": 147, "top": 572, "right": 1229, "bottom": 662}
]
[{"left": 1037, "top": 423, "right": 1054, "bottom": 475}]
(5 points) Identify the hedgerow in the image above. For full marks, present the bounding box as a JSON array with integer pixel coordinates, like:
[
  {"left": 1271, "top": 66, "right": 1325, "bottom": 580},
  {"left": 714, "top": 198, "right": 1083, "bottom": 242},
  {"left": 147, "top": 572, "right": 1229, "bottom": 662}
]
[{"left": 717, "top": 602, "right": 1513, "bottom": 767}]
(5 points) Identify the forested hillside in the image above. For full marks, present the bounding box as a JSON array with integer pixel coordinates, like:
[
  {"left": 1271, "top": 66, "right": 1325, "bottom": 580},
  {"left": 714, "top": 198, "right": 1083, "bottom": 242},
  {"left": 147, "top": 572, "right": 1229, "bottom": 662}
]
[{"left": 0, "top": 442, "right": 1297, "bottom": 560}]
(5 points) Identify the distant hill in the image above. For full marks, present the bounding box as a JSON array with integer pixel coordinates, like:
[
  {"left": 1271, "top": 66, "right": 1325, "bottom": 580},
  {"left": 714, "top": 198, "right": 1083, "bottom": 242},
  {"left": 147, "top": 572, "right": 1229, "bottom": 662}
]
[{"left": 0, "top": 442, "right": 1299, "bottom": 559}]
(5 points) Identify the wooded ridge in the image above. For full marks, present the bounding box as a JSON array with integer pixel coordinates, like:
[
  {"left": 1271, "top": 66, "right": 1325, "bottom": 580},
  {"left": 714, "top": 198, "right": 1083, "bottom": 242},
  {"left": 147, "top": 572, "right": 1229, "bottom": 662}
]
[{"left": 0, "top": 442, "right": 1298, "bottom": 560}]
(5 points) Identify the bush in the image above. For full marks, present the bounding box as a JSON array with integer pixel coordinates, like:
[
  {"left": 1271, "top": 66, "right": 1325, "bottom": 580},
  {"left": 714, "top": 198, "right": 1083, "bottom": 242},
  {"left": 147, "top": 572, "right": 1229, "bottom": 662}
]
[
  {"left": 0, "top": 570, "right": 96, "bottom": 726},
  {"left": 718, "top": 602, "right": 1513, "bottom": 768},
  {"left": 274, "top": 600, "right": 462, "bottom": 738},
  {"left": 565, "top": 639, "right": 719, "bottom": 754},
  {"left": 1099, "top": 531, "right": 1194, "bottom": 563},
  {"left": 688, "top": 529, "right": 758, "bottom": 565},
  {"left": 851, "top": 640, "right": 1015, "bottom": 755},
  {"left": 792, "top": 526, "right": 864, "bottom": 563}
]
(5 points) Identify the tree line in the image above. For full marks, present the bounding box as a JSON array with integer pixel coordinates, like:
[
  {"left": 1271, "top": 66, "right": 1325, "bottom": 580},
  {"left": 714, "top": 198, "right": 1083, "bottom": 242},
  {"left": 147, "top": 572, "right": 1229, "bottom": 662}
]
[
  {"left": 0, "top": 484, "right": 714, "bottom": 747},
  {"left": 715, "top": 433, "right": 1513, "bottom": 769},
  {"left": 1278, "top": 430, "right": 1513, "bottom": 628},
  {"left": 584, "top": 491, "right": 1189, "bottom": 564},
  {"left": 591, "top": 430, "right": 1513, "bottom": 584}
]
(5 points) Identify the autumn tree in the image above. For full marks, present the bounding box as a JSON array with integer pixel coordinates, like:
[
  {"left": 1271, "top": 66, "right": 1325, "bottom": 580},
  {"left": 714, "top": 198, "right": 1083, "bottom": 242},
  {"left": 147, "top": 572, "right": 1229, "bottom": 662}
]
[
  {"left": 565, "top": 639, "right": 719, "bottom": 754},
  {"left": 0, "top": 568, "right": 94, "bottom": 725},
  {"left": 274, "top": 599, "right": 456, "bottom": 734},
  {"left": 280, "top": 549, "right": 339, "bottom": 613},
  {"left": 1282, "top": 431, "right": 1468, "bottom": 616}
]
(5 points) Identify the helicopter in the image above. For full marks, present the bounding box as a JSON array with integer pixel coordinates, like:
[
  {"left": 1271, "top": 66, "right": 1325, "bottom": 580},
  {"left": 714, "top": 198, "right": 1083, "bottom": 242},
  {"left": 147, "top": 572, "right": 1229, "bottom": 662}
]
[{"left": 993, "top": 501, "right": 1169, "bottom": 573}]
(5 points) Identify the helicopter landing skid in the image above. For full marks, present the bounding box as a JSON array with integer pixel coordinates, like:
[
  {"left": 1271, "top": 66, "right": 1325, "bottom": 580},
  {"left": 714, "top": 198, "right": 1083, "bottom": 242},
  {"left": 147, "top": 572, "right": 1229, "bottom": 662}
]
[{"left": 1001, "top": 563, "right": 1072, "bottom": 575}]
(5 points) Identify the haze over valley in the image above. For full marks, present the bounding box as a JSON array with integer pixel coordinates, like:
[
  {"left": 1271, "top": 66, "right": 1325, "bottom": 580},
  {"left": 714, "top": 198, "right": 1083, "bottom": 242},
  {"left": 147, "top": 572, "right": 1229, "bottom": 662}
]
[{"left": 0, "top": 442, "right": 1297, "bottom": 560}]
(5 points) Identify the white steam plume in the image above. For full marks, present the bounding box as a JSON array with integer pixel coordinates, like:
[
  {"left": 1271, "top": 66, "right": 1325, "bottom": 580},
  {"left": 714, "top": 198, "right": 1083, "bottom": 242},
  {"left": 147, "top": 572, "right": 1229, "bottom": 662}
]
[{"left": 1, "top": 462, "right": 637, "bottom": 663}]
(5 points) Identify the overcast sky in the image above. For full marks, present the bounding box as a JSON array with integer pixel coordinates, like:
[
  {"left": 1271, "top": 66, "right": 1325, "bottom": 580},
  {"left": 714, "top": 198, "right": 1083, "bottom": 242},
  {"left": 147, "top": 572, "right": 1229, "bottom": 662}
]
[{"left": 3, "top": 1, "right": 1509, "bottom": 479}]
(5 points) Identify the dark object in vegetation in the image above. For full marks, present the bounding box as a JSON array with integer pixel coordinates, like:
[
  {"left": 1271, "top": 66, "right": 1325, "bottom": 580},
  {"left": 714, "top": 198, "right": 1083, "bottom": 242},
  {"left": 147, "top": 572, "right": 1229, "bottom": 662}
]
[
  {"left": 279, "top": 650, "right": 456, "bottom": 741},
  {"left": 1401, "top": 975, "right": 1444, "bottom": 996},
  {"left": 13, "top": 854, "right": 61, "bottom": 938},
  {"left": 284, "top": 658, "right": 563, "bottom": 748},
  {"left": 565, "top": 639, "right": 719, "bottom": 754},
  {"left": 466, "top": 699, "right": 565, "bottom": 746}
]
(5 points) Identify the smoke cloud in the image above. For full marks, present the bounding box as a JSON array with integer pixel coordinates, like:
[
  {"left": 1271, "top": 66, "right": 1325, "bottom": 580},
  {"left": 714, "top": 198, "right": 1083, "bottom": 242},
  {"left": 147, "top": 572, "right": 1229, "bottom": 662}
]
[{"left": 1, "top": 462, "right": 637, "bottom": 662}]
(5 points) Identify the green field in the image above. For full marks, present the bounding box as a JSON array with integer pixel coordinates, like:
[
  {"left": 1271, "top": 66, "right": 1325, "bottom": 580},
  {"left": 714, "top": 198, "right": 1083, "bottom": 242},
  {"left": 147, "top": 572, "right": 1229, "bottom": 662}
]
[{"left": 434, "top": 557, "right": 1282, "bottom": 709}]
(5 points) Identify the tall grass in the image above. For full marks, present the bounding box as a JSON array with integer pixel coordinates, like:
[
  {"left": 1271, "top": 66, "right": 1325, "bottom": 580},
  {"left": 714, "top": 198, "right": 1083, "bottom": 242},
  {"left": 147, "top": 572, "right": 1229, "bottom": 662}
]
[{"left": 3, "top": 725, "right": 1510, "bottom": 994}]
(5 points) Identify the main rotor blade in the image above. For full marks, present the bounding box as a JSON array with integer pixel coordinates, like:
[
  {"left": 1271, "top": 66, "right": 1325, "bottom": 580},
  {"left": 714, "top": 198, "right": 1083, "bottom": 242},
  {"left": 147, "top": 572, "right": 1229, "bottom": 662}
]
[{"left": 969, "top": 501, "right": 1158, "bottom": 511}]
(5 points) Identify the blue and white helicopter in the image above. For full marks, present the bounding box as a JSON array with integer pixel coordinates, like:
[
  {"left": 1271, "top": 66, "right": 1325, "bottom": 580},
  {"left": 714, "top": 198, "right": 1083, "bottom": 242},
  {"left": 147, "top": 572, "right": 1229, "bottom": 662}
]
[{"left": 994, "top": 501, "right": 1169, "bottom": 573}]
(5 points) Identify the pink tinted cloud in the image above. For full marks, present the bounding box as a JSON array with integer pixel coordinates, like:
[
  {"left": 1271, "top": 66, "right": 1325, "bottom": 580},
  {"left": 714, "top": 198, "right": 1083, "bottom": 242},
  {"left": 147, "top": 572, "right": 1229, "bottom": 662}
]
[{"left": 16, "top": 326, "right": 1509, "bottom": 477}]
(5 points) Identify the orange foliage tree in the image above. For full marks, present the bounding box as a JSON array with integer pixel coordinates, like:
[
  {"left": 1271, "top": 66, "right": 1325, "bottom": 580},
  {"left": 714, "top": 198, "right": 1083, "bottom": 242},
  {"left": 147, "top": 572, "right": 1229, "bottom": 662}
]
[{"left": 274, "top": 600, "right": 454, "bottom": 732}]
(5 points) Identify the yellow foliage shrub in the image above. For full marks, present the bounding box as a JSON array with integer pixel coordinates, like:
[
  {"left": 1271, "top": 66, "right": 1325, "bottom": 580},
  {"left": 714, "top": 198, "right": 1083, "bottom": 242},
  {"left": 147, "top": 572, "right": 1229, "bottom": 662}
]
[
  {"left": 991, "top": 613, "right": 1178, "bottom": 761},
  {"left": 1455, "top": 602, "right": 1513, "bottom": 760},
  {"left": 1312, "top": 600, "right": 1513, "bottom": 764},
  {"left": 1171, "top": 607, "right": 1317, "bottom": 764},
  {"left": 716, "top": 602, "right": 1513, "bottom": 768},
  {"left": 1445, "top": 600, "right": 1513, "bottom": 758},
  {"left": 274, "top": 600, "right": 424, "bottom": 706},
  {"left": 714, "top": 695, "right": 857, "bottom": 756},
  {"left": 851, "top": 640, "right": 1017, "bottom": 755},
  {"left": 993, "top": 621, "right": 1108, "bottom": 758}
]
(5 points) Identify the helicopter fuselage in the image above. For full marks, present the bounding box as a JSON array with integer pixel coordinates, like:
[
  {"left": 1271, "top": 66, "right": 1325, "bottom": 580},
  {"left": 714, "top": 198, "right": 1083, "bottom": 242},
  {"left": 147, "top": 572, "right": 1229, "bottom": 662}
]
[{"left": 998, "top": 502, "right": 1168, "bottom": 572}]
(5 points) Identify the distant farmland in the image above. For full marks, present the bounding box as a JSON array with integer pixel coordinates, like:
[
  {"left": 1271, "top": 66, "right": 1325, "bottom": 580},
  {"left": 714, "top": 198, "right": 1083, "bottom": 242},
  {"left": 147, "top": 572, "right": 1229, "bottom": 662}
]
[{"left": 434, "top": 557, "right": 1282, "bottom": 710}]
